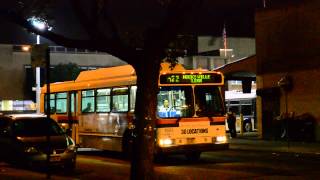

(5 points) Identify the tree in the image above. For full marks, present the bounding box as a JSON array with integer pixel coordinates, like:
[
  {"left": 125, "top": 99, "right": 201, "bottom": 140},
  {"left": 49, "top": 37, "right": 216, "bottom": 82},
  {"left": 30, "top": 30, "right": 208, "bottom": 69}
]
[
  {"left": 0, "top": 1, "right": 258, "bottom": 179},
  {"left": 51, "top": 63, "right": 81, "bottom": 83}
]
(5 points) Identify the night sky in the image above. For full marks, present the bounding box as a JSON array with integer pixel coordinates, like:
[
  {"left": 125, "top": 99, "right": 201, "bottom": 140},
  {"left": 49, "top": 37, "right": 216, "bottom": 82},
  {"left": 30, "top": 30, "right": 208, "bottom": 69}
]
[{"left": 0, "top": 0, "right": 260, "bottom": 46}]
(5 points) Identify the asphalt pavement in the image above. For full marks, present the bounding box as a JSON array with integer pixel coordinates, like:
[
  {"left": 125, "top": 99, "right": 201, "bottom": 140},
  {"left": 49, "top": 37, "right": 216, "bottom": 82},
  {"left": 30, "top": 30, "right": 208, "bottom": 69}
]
[
  {"left": 229, "top": 132, "right": 320, "bottom": 155},
  {"left": 0, "top": 132, "right": 319, "bottom": 179}
]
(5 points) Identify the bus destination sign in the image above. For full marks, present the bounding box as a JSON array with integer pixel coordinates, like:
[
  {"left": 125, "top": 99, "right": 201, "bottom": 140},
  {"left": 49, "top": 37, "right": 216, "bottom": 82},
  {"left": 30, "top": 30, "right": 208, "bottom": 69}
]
[{"left": 160, "top": 73, "right": 222, "bottom": 85}]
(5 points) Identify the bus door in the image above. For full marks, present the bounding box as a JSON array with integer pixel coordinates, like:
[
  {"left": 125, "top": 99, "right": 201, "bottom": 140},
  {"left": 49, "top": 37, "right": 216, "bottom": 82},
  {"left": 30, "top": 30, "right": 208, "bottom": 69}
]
[{"left": 68, "top": 91, "right": 78, "bottom": 143}]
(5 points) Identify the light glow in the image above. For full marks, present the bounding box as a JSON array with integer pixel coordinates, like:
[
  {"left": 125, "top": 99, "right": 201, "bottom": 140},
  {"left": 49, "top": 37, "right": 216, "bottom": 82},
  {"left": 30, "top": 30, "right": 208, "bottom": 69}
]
[
  {"left": 216, "top": 136, "right": 227, "bottom": 143},
  {"left": 22, "top": 45, "right": 31, "bottom": 52},
  {"left": 159, "top": 138, "right": 173, "bottom": 146},
  {"left": 28, "top": 16, "right": 52, "bottom": 31}
]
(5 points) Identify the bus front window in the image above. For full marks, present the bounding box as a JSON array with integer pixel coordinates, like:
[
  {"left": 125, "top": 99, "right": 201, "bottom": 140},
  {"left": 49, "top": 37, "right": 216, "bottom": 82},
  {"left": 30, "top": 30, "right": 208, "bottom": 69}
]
[
  {"left": 194, "top": 86, "right": 224, "bottom": 117},
  {"left": 157, "top": 86, "right": 193, "bottom": 118}
]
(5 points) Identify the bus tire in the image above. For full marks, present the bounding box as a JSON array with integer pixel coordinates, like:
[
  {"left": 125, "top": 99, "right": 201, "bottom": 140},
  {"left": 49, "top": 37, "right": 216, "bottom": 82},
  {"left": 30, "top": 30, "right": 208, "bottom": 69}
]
[
  {"left": 185, "top": 152, "right": 201, "bottom": 162},
  {"left": 122, "top": 130, "right": 133, "bottom": 159}
]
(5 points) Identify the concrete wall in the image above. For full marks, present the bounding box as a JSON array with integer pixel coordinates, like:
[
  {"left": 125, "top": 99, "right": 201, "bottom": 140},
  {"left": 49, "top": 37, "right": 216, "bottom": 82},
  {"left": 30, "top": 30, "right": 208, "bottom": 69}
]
[
  {"left": 255, "top": 0, "right": 320, "bottom": 141},
  {"left": 50, "top": 53, "right": 126, "bottom": 67},
  {"left": 0, "top": 45, "right": 26, "bottom": 100},
  {"left": 0, "top": 44, "right": 126, "bottom": 100}
]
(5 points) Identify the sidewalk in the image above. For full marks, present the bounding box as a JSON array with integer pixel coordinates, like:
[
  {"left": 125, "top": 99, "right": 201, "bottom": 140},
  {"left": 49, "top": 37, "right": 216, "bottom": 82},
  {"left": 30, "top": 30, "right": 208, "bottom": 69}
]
[{"left": 229, "top": 132, "right": 320, "bottom": 155}]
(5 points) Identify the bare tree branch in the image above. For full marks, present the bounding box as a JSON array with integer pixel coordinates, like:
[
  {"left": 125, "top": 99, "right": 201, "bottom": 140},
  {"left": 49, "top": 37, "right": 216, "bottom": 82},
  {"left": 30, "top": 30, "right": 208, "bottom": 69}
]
[
  {"left": 1, "top": 9, "right": 137, "bottom": 62},
  {"left": 70, "top": 0, "right": 121, "bottom": 48}
]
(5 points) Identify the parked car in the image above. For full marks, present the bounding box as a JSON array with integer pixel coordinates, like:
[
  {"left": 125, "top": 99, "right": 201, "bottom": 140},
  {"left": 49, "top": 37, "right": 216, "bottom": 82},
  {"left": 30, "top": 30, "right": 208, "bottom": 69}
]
[{"left": 0, "top": 114, "right": 77, "bottom": 170}]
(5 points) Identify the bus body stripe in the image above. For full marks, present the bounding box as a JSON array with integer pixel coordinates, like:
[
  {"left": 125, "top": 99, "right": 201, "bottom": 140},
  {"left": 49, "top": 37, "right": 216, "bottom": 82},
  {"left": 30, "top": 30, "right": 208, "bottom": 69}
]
[{"left": 55, "top": 115, "right": 79, "bottom": 124}]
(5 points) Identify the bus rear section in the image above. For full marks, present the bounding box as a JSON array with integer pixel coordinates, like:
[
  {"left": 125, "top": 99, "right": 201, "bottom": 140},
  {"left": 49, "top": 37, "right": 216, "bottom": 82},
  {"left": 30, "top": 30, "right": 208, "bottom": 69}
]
[
  {"left": 225, "top": 90, "right": 257, "bottom": 133},
  {"left": 156, "top": 70, "right": 229, "bottom": 160}
]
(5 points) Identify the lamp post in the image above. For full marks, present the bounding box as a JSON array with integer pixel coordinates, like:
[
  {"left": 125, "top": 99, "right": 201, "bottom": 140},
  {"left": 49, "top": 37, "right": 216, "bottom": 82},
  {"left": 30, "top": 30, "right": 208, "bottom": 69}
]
[
  {"left": 28, "top": 17, "right": 50, "bottom": 113},
  {"left": 28, "top": 17, "right": 52, "bottom": 179}
]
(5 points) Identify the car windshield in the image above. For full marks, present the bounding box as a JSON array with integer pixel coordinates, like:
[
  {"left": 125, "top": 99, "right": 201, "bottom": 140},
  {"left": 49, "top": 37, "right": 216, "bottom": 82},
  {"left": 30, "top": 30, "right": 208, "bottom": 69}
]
[
  {"left": 194, "top": 86, "right": 225, "bottom": 117},
  {"left": 12, "top": 118, "right": 65, "bottom": 136}
]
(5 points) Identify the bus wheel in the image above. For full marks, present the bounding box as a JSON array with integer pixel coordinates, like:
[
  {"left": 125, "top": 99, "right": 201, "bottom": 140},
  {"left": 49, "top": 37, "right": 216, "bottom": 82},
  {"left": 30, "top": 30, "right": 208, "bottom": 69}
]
[
  {"left": 244, "top": 122, "right": 252, "bottom": 132},
  {"left": 185, "top": 152, "right": 201, "bottom": 162}
]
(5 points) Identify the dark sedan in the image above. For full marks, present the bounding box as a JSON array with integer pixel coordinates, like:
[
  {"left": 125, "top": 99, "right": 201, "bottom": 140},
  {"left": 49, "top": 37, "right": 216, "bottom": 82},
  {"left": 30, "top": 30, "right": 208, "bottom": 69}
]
[{"left": 0, "top": 114, "right": 77, "bottom": 170}]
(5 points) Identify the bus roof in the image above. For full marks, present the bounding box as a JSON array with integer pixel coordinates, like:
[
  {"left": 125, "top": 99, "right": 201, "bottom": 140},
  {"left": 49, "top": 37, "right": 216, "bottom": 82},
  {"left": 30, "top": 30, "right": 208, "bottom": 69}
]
[
  {"left": 76, "top": 65, "right": 135, "bottom": 82},
  {"left": 42, "top": 64, "right": 136, "bottom": 93},
  {"left": 42, "top": 63, "right": 224, "bottom": 93}
]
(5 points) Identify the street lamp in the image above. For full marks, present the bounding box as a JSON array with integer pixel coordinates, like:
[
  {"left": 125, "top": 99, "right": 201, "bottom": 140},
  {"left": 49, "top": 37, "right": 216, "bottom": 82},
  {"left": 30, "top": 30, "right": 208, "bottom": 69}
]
[
  {"left": 28, "top": 17, "right": 53, "bottom": 178},
  {"left": 28, "top": 17, "right": 51, "bottom": 113}
]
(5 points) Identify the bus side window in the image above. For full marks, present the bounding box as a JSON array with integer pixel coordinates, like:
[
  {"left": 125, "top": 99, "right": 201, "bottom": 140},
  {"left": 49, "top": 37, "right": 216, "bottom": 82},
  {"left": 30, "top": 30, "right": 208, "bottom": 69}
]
[
  {"left": 70, "top": 92, "right": 77, "bottom": 113},
  {"left": 96, "top": 88, "right": 111, "bottom": 112},
  {"left": 112, "top": 87, "right": 129, "bottom": 112},
  {"left": 130, "top": 86, "right": 137, "bottom": 112},
  {"left": 56, "top": 92, "right": 67, "bottom": 114},
  {"left": 45, "top": 93, "right": 56, "bottom": 114},
  {"left": 81, "top": 90, "right": 95, "bottom": 113}
]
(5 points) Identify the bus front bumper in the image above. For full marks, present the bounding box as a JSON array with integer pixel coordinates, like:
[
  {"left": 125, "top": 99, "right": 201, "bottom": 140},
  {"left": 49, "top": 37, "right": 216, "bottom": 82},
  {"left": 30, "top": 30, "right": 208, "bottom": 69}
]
[{"left": 155, "top": 143, "right": 229, "bottom": 154}]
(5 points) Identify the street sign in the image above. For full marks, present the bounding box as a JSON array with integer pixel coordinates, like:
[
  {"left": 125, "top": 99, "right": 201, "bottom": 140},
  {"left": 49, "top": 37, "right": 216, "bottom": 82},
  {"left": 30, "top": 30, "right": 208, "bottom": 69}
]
[{"left": 31, "top": 44, "right": 48, "bottom": 67}]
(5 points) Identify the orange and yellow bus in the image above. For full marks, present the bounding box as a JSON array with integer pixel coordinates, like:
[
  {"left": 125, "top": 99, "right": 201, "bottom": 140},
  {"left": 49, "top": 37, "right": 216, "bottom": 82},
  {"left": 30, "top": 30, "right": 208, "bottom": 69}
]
[{"left": 40, "top": 63, "right": 228, "bottom": 160}]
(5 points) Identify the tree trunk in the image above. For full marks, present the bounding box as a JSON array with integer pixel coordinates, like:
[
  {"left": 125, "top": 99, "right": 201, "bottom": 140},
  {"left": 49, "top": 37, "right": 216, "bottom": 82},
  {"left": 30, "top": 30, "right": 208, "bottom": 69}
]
[{"left": 130, "top": 55, "right": 161, "bottom": 180}]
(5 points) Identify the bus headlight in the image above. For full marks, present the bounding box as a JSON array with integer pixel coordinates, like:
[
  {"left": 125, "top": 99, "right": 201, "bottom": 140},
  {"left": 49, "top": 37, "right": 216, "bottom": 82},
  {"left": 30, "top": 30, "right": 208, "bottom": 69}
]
[
  {"left": 159, "top": 138, "right": 174, "bottom": 147},
  {"left": 215, "top": 136, "right": 227, "bottom": 143}
]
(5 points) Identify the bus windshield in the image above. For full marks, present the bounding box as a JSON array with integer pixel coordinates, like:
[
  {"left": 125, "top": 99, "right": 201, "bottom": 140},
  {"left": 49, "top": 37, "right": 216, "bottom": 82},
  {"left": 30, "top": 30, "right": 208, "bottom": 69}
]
[
  {"left": 157, "top": 86, "right": 193, "bottom": 118},
  {"left": 194, "top": 86, "right": 224, "bottom": 117}
]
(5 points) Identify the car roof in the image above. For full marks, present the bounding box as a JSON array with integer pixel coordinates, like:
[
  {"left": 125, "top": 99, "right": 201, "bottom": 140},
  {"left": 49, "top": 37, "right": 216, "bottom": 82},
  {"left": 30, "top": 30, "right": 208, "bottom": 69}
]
[{"left": 5, "top": 114, "right": 47, "bottom": 120}]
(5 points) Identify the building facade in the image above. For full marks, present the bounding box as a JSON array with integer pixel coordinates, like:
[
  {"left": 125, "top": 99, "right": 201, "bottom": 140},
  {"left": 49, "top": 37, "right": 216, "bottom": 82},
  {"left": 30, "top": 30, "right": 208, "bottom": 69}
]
[
  {"left": 0, "top": 44, "right": 126, "bottom": 111},
  {"left": 255, "top": 0, "right": 320, "bottom": 141}
]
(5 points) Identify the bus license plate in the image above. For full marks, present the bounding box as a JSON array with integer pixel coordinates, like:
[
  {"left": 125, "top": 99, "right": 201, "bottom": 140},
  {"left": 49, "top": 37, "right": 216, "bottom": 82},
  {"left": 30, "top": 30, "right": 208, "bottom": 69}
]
[{"left": 50, "top": 155, "right": 61, "bottom": 162}]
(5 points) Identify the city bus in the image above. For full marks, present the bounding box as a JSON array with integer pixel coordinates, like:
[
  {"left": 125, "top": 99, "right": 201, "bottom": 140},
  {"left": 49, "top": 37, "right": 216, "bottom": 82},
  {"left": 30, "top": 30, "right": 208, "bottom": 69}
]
[
  {"left": 225, "top": 90, "right": 257, "bottom": 132},
  {"left": 40, "top": 63, "right": 228, "bottom": 160}
]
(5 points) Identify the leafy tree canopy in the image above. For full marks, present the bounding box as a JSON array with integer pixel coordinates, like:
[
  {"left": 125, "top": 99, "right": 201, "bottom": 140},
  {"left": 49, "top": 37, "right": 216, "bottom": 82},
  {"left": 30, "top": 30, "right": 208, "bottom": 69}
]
[{"left": 50, "top": 63, "right": 81, "bottom": 83}]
